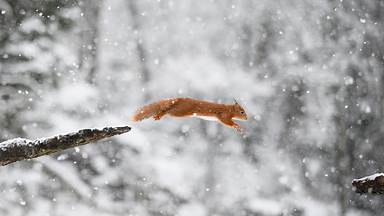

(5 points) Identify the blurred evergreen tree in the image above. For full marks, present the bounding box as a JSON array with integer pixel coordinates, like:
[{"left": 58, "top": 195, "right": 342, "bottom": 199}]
[{"left": 0, "top": 0, "right": 78, "bottom": 140}]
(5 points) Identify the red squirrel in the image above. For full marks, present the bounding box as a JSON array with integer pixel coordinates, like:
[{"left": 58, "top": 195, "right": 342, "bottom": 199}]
[{"left": 131, "top": 97, "right": 248, "bottom": 132}]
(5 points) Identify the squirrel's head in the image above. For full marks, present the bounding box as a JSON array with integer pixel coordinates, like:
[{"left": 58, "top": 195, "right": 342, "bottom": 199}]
[{"left": 232, "top": 99, "right": 247, "bottom": 121}]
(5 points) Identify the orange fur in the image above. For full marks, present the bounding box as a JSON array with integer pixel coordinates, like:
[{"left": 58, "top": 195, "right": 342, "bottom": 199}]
[{"left": 131, "top": 98, "right": 248, "bottom": 132}]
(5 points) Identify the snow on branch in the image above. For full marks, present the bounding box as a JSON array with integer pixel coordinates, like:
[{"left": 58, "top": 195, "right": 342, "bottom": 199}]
[
  {"left": 352, "top": 173, "right": 384, "bottom": 194},
  {"left": 0, "top": 126, "right": 131, "bottom": 166}
]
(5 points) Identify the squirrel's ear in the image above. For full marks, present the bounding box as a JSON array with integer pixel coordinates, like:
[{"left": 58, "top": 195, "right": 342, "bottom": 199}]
[{"left": 233, "top": 98, "right": 238, "bottom": 105}]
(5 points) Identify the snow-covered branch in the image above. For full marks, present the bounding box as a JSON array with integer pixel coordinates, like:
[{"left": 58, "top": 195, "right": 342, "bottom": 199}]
[
  {"left": 0, "top": 126, "right": 131, "bottom": 166},
  {"left": 352, "top": 173, "right": 384, "bottom": 195}
]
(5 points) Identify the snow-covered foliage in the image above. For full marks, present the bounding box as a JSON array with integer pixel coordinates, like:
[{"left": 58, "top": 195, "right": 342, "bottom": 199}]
[
  {"left": 0, "top": 138, "right": 32, "bottom": 150},
  {"left": 1, "top": 0, "right": 384, "bottom": 215},
  {"left": 353, "top": 173, "right": 384, "bottom": 183}
]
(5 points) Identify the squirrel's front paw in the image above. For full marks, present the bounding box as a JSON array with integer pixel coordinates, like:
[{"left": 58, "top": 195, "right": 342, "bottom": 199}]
[{"left": 233, "top": 125, "right": 244, "bottom": 134}]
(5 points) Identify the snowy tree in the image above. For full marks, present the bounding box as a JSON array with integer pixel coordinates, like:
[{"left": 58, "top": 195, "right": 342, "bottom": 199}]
[{"left": 2, "top": 0, "right": 384, "bottom": 215}]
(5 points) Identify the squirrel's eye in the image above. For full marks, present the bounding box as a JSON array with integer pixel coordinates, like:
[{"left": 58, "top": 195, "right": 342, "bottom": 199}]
[{"left": 241, "top": 111, "right": 244, "bottom": 114}]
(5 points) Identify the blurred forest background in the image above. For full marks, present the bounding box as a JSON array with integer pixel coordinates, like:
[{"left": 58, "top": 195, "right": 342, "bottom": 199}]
[{"left": 1, "top": 0, "right": 384, "bottom": 215}]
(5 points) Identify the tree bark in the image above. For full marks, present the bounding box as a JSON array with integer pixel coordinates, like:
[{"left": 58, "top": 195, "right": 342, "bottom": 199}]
[
  {"left": 0, "top": 126, "right": 131, "bottom": 166},
  {"left": 352, "top": 173, "right": 384, "bottom": 195}
]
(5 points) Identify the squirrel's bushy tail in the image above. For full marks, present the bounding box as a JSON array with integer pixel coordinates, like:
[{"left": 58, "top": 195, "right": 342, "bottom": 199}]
[{"left": 131, "top": 99, "right": 177, "bottom": 121}]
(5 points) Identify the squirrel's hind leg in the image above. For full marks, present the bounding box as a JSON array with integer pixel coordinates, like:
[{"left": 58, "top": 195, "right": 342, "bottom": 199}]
[
  {"left": 153, "top": 99, "right": 180, "bottom": 120},
  {"left": 153, "top": 110, "right": 167, "bottom": 120}
]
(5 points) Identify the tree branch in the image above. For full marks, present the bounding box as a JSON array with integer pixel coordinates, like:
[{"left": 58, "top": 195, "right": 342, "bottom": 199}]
[
  {"left": 0, "top": 126, "right": 131, "bottom": 166},
  {"left": 352, "top": 173, "right": 384, "bottom": 194}
]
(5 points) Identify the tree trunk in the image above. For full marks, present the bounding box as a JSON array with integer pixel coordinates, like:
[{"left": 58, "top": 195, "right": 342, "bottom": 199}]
[
  {"left": 126, "top": 0, "right": 151, "bottom": 101},
  {"left": 78, "top": 0, "right": 102, "bottom": 84}
]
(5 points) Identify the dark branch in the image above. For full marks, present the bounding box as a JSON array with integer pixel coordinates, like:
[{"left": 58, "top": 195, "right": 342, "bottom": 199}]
[
  {"left": 0, "top": 126, "right": 131, "bottom": 166},
  {"left": 352, "top": 173, "right": 384, "bottom": 194}
]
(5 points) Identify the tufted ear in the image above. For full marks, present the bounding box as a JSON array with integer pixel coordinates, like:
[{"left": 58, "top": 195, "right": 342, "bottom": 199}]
[{"left": 233, "top": 98, "right": 238, "bottom": 105}]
